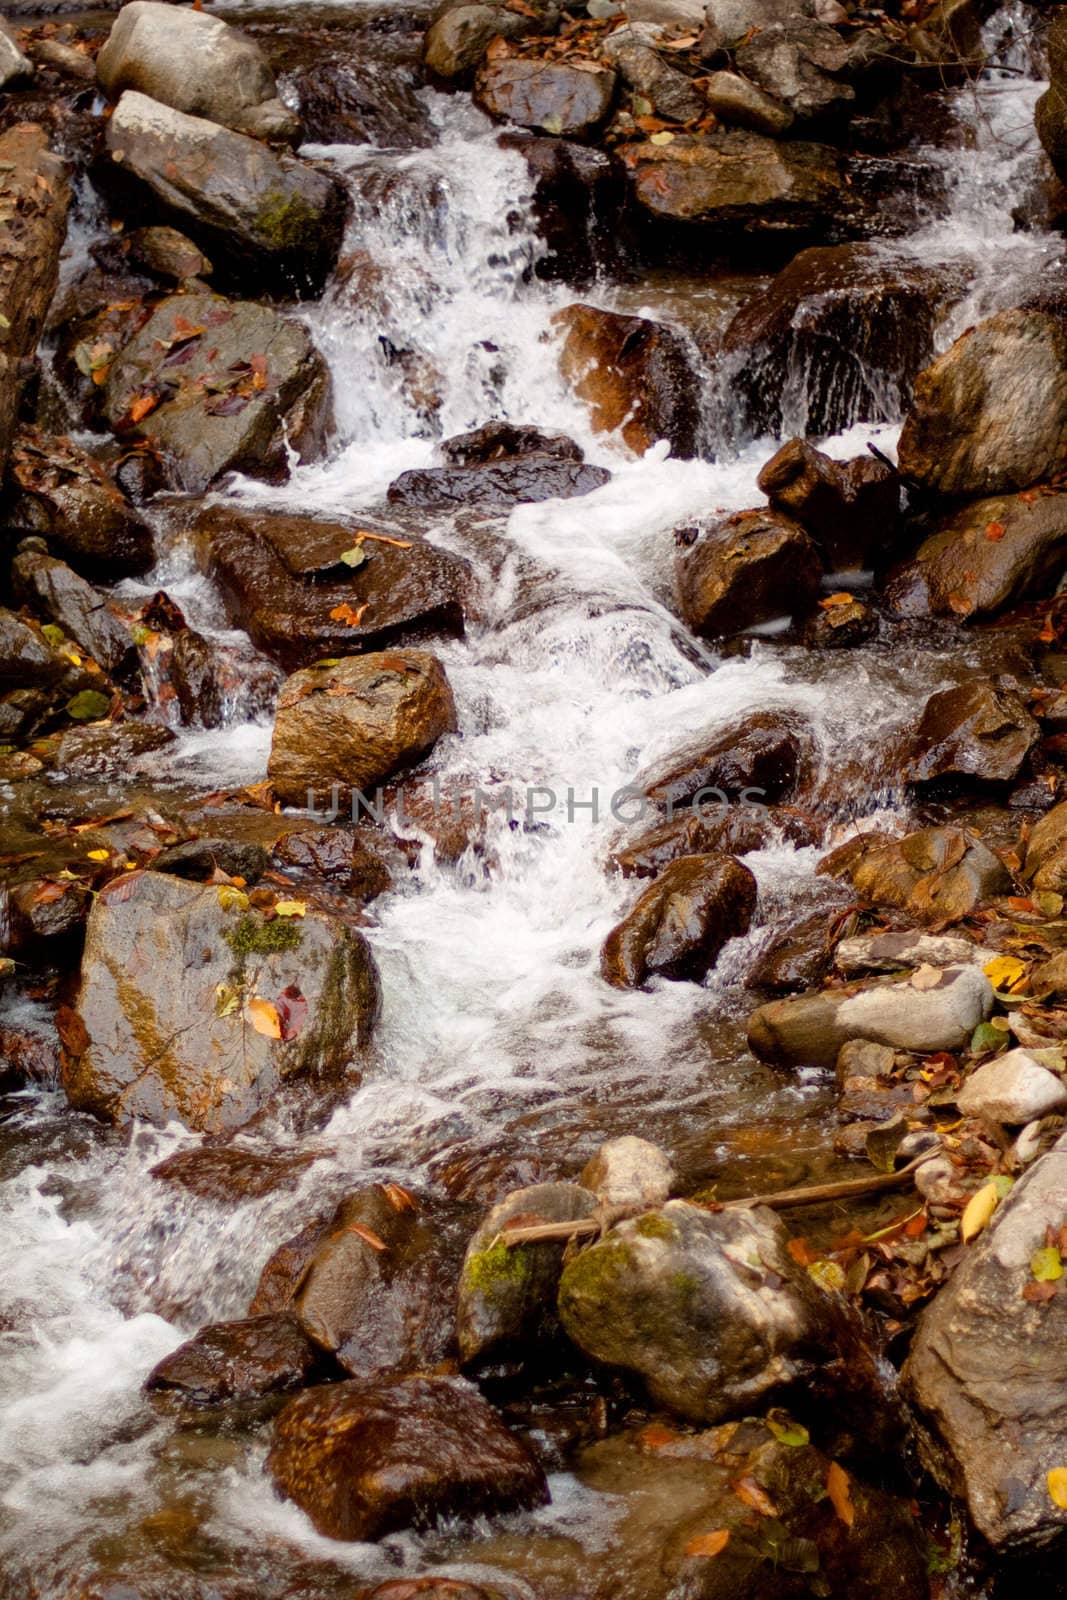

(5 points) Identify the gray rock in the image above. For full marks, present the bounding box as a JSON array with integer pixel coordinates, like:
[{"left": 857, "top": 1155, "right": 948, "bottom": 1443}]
[
  {"left": 748, "top": 963, "right": 994, "bottom": 1069},
  {"left": 11, "top": 545, "right": 134, "bottom": 675},
  {"left": 628, "top": 0, "right": 706, "bottom": 27},
  {"left": 456, "top": 1182, "right": 598, "bottom": 1367},
  {"left": 128, "top": 225, "right": 212, "bottom": 284},
  {"left": 557, "top": 1199, "right": 874, "bottom": 1423},
  {"left": 423, "top": 5, "right": 539, "bottom": 80},
  {"left": 897, "top": 309, "right": 1067, "bottom": 497},
  {"left": 702, "top": 70, "right": 794, "bottom": 136},
  {"left": 734, "top": 20, "right": 854, "bottom": 124},
  {"left": 103, "top": 91, "right": 346, "bottom": 298},
  {"left": 474, "top": 56, "right": 617, "bottom": 137},
  {"left": 579, "top": 1136, "right": 674, "bottom": 1223},
  {"left": 703, "top": 0, "right": 817, "bottom": 50},
  {"left": 97, "top": 1, "right": 298, "bottom": 141},
  {"left": 0, "top": 20, "right": 33, "bottom": 88},
  {"left": 835, "top": 930, "right": 982, "bottom": 976},
  {"left": 905, "top": 1128, "right": 1067, "bottom": 1549},
  {"left": 601, "top": 26, "right": 705, "bottom": 123},
  {"left": 957, "top": 1049, "right": 1067, "bottom": 1125},
  {"left": 63, "top": 870, "right": 381, "bottom": 1132}
]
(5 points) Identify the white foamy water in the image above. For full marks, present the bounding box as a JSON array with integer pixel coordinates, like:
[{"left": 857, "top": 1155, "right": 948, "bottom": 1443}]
[{"left": 0, "top": 10, "right": 1059, "bottom": 1592}]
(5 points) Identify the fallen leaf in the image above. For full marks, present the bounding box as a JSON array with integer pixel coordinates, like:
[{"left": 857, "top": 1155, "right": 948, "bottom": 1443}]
[
  {"left": 733, "top": 1475, "right": 778, "bottom": 1517},
  {"left": 985, "top": 521, "right": 1006, "bottom": 541},
  {"left": 216, "top": 885, "right": 250, "bottom": 913},
  {"left": 128, "top": 392, "right": 160, "bottom": 424},
  {"left": 275, "top": 983, "right": 307, "bottom": 1041},
  {"left": 86, "top": 849, "right": 110, "bottom": 862},
  {"left": 983, "top": 954, "right": 1029, "bottom": 994},
  {"left": 1049, "top": 1468, "right": 1067, "bottom": 1509},
  {"left": 382, "top": 1181, "right": 417, "bottom": 1213},
  {"left": 339, "top": 545, "right": 367, "bottom": 569},
  {"left": 960, "top": 1181, "right": 999, "bottom": 1243},
  {"left": 1032, "top": 1246, "right": 1063, "bottom": 1282},
  {"left": 1024, "top": 1279, "right": 1059, "bottom": 1303},
  {"left": 827, "top": 1461, "right": 854, "bottom": 1528},
  {"left": 246, "top": 997, "right": 281, "bottom": 1039},
  {"left": 910, "top": 964, "right": 943, "bottom": 990},
  {"left": 214, "top": 983, "right": 240, "bottom": 1018},
  {"left": 807, "top": 1259, "right": 846, "bottom": 1292},
  {"left": 329, "top": 602, "right": 369, "bottom": 627},
  {"left": 765, "top": 1410, "right": 809, "bottom": 1447},
  {"left": 345, "top": 1222, "right": 388, "bottom": 1251},
  {"left": 273, "top": 899, "right": 306, "bottom": 918},
  {"left": 649, "top": 130, "right": 675, "bottom": 144},
  {"left": 684, "top": 1530, "right": 730, "bottom": 1558},
  {"left": 819, "top": 591, "right": 855, "bottom": 608},
  {"left": 65, "top": 689, "right": 111, "bottom": 722},
  {"left": 787, "top": 1236, "right": 817, "bottom": 1266}
]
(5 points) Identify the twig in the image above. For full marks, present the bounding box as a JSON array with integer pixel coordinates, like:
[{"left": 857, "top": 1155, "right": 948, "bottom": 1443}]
[
  {"left": 502, "top": 1218, "right": 601, "bottom": 1247},
  {"left": 720, "top": 1153, "right": 932, "bottom": 1212}
]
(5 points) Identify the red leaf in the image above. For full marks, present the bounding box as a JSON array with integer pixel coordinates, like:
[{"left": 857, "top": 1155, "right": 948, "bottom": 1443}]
[{"left": 275, "top": 983, "right": 307, "bottom": 1042}]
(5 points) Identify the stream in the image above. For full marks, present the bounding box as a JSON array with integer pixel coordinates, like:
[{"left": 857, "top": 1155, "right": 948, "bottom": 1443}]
[{"left": 0, "top": 2, "right": 1059, "bottom": 1594}]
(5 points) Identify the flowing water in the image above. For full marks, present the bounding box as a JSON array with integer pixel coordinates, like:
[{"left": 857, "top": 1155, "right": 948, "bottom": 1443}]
[{"left": 0, "top": 4, "right": 1059, "bottom": 1593}]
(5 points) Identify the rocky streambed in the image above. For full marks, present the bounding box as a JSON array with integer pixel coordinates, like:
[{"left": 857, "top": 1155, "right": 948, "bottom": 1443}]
[{"left": 4, "top": 0, "right": 1067, "bottom": 1596}]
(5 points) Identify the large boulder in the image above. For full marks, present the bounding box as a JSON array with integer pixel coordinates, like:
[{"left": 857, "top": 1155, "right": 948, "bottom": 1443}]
[
  {"left": 756, "top": 437, "right": 900, "bottom": 570},
  {"left": 820, "top": 825, "right": 1012, "bottom": 925},
  {"left": 267, "top": 1374, "right": 548, "bottom": 1540},
  {"left": 897, "top": 309, "right": 1067, "bottom": 497},
  {"left": 6, "top": 427, "right": 153, "bottom": 577},
  {"left": 904, "top": 1128, "right": 1067, "bottom": 1551},
  {"left": 457, "top": 1181, "right": 598, "bottom": 1367},
  {"left": 474, "top": 54, "right": 617, "bottom": 137},
  {"left": 601, "top": 854, "right": 757, "bottom": 988},
  {"left": 98, "top": 293, "right": 331, "bottom": 494},
  {"left": 61, "top": 870, "right": 381, "bottom": 1131},
  {"left": 501, "top": 132, "right": 628, "bottom": 284},
  {"left": 612, "top": 805, "right": 820, "bottom": 878},
  {"left": 675, "top": 509, "right": 822, "bottom": 637},
  {"left": 102, "top": 91, "right": 347, "bottom": 297},
  {"left": 747, "top": 962, "right": 993, "bottom": 1069},
  {"left": 268, "top": 651, "right": 458, "bottom": 810},
  {"left": 96, "top": 1, "right": 298, "bottom": 141},
  {"left": 903, "top": 681, "right": 1040, "bottom": 787},
  {"left": 557, "top": 1200, "right": 877, "bottom": 1424},
  {"left": 196, "top": 507, "right": 470, "bottom": 671},
  {"left": 882, "top": 488, "right": 1067, "bottom": 621},
  {"left": 553, "top": 302, "right": 701, "bottom": 458},
  {"left": 0, "top": 124, "right": 71, "bottom": 478}
]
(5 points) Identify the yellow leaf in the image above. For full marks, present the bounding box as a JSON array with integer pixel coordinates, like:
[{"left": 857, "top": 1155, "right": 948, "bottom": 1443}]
[
  {"left": 649, "top": 130, "right": 675, "bottom": 145},
  {"left": 216, "top": 885, "right": 250, "bottom": 913},
  {"left": 1048, "top": 1468, "right": 1067, "bottom": 1509},
  {"left": 86, "top": 849, "right": 110, "bottom": 862},
  {"left": 684, "top": 1529, "right": 730, "bottom": 1557},
  {"left": 827, "top": 1461, "right": 854, "bottom": 1528},
  {"left": 983, "top": 955, "right": 1029, "bottom": 994},
  {"left": 274, "top": 899, "right": 306, "bottom": 918},
  {"left": 961, "top": 1181, "right": 999, "bottom": 1243},
  {"left": 246, "top": 997, "right": 281, "bottom": 1039}
]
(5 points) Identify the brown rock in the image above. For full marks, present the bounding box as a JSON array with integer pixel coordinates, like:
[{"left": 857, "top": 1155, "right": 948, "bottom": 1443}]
[
  {"left": 1023, "top": 799, "right": 1067, "bottom": 893},
  {"left": 756, "top": 436, "right": 900, "bottom": 569},
  {"left": 611, "top": 804, "right": 820, "bottom": 878},
  {"left": 11, "top": 543, "right": 134, "bottom": 675},
  {"left": 897, "top": 309, "right": 1067, "bottom": 497},
  {"left": 474, "top": 55, "right": 616, "bottom": 137},
  {"left": 601, "top": 853, "right": 757, "bottom": 988},
  {"left": 702, "top": 69, "right": 794, "bottom": 136},
  {"left": 387, "top": 457, "right": 609, "bottom": 506},
  {"left": 145, "top": 1313, "right": 325, "bottom": 1405},
  {"left": 820, "top": 825, "right": 1012, "bottom": 925},
  {"left": 150, "top": 1144, "right": 320, "bottom": 1204},
  {"left": 802, "top": 594, "right": 877, "bottom": 647},
  {"left": 268, "top": 651, "right": 458, "bottom": 811},
  {"left": 272, "top": 828, "right": 392, "bottom": 902},
  {"left": 640, "top": 710, "right": 813, "bottom": 810},
  {"left": 903, "top": 681, "right": 1040, "bottom": 787},
  {"left": 423, "top": 4, "right": 547, "bottom": 81},
  {"left": 0, "top": 124, "right": 71, "bottom": 478},
  {"left": 7, "top": 427, "right": 154, "bottom": 577},
  {"left": 267, "top": 1373, "right": 549, "bottom": 1540},
  {"left": 553, "top": 302, "right": 701, "bottom": 458},
  {"left": 675, "top": 509, "right": 823, "bottom": 638}
]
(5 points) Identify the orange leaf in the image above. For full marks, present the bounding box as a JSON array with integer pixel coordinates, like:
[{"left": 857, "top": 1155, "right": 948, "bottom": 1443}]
[
  {"left": 329, "top": 602, "right": 369, "bottom": 627},
  {"left": 819, "top": 591, "right": 854, "bottom": 609},
  {"left": 985, "top": 521, "right": 1006, "bottom": 542},
  {"left": 246, "top": 997, "right": 281, "bottom": 1038},
  {"left": 788, "top": 1236, "right": 817, "bottom": 1266},
  {"left": 684, "top": 1530, "right": 730, "bottom": 1558},
  {"left": 827, "top": 1461, "right": 854, "bottom": 1528},
  {"left": 345, "top": 1222, "right": 388, "bottom": 1251},
  {"left": 381, "top": 1181, "right": 417, "bottom": 1213},
  {"left": 733, "top": 1476, "right": 778, "bottom": 1518},
  {"left": 947, "top": 591, "right": 974, "bottom": 617},
  {"left": 638, "top": 1422, "right": 680, "bottom": 1451},
  {"left": 128, "top": 393, "right": 160, "bottom": 424}
]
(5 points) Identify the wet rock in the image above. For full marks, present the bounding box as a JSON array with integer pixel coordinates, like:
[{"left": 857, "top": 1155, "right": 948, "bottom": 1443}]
[
  {"left": 36, "top": 721, "right": 176, "bottom": 780},
  {"left": 127, "top": 226, "right": 212, "bottom": 285},
  {"left": 882, "top": 488, "right": 1067, "bottom": 621},
  {"left": 641, "top": 711, "right": 812, "bottom": 811},
  {"left": 474, "top": 55, "right": 617, "bottom": 138},
  {"left": 820, "top": 825, "right": 1011, "bottom": 926},
  {"left": 501, "top": 133, "right": 628, "bottom": 283},
  {"left": 281, "top": 1186, "right": 459, "bottom": 1377},
  {"left": 150, "top": 838, "right": 269, "bottom": 884},
  {"left": 623, "top": 129, "right": 849, "bottom": 239},
  {"left": 675, "top": 509, "right": 822, "bottom": 637},
  {"left": 701, "top": 70, "right": 794, "bottom": 136},
  {"left": 747, "top": 962, "right": 994, "bottom": 1069},
  {"left": 835, "top": 928, "right": 981, "bottom": 977},
  {"left": 387, "top": 457, "right": 609, "bottom": 507},
  {"left": 267, "top": 1373, "right": 549, "bottom": 1540},
  {"left": 62, "top": 869, "right": 380, "bottom": 1131},
  {"left": 145, "top": 1313, "right": 325, "bottom": 1405},
  {"left": 0, "top": 605, "right": 75, "bottom": 690},
  {"left": 722, "top": 244, "right": 968, "bottom": 438},
  {"left": 268, "top": 651, "right": 458, "bottom": 810},
  {"left": 756, "top": 436, "right": 900, "bottom": 570},
  {"left": 703, "top": 0, "right": 820, "bottom": 49},
  {"left": 601, "top": 853, "right": 757, "bottom": 988},
  {"left": 102, "top": 92, "right": 347, "bottom": 298},
  {"left": 557, "top": 1200, "right": 874, "bottom": 1424},
  {"left": 749, "top": 909, "right": 834, "bottom": 996},
  {"left": 734, "top": 20, "right": 856, "bottom": 127},
  {"left": 904, "top": 1127, "right": 1067, "bottom": 1550},
  {"left": 600, "top": 26, "right": 704, "bottom": 124},
  {"left": 457, "top": 1181, "right": 598, "bottom": 1367},
  {"left": 0, "top": 21, "right": 32, "bottom": 88},
  {"left": 897, "top": 309, "right": 1067, "bottom": 497},
  {"left": 423, "top": 5, "right": 542, "bottom": 81},
  {"left": 957, "top": 1049, "right": 1067, "bottom": 1125},
  {"left": 150, "top": 1144, "right": 320, "bottom": 1204},
  {"left": 196, "top": 506, "right": 469, "bottom": 673},
  {"left": 27, "top": 37, "right": 95, "bottom": 86},
  {"left": 0, "top": 124, "right": 71, "bottom": 479},
  {"left": 99, "top": 293, "right": 331, "bottom": 496},
  {"left": 11, "top": 544, "right": 134, "bottom": 676},
  {"left": 579, "top": 1136, "right": 674, "bottom": 1224},
  {"left": 553, "top": 302, "right": 701, "bottom": 457},
  {"left": 2, "top": 872, "right": 92, "bottom": 955},
  {"left": 903, "top": 682, "right": 1040, "bottom": 788},
  {"left": 611, "top": 804, "right": 820, "bottom": 877},
  {"left": 442, "top": 421, "right": 583, "bottom": 465},
  {"left": 281, "top": 23, "right": 436, "bottom": 150},
  {"left": 168, "top": 626, "right": 280, "bottom": 730},
  {"left": 6, "top": 427, "right": 154, "bottom": 577},
  {"left": 802, "top": 595, "right": 877, "bottom": 648},
  {"left": 272, "top": 829, "right": 392, "bottom": 902},
  {"left": 1023, "top": 800, "right": 1067, "bottom": 893},
  {"left": 97, "top": 3, "right": 298, "bottom": 141}
]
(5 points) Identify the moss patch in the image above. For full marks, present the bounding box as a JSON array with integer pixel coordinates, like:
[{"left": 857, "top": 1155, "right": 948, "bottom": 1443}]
[
  {"left": 461, "top": 1234, "right": 538, "bottom": 1304},
  {"left": 224, "top": 913, "right": 302, "bottom": 978},
  {"left": 635, "top": 1212, "right": 679, "bottom": 1243},
  {"left": 256, "top": 189, "right": 321, "bottom": 253}
]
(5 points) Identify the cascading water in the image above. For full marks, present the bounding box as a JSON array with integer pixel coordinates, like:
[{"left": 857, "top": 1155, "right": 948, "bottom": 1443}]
[{"left": 0, "top": 5, "right": 1060, "bottom": 1594}]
